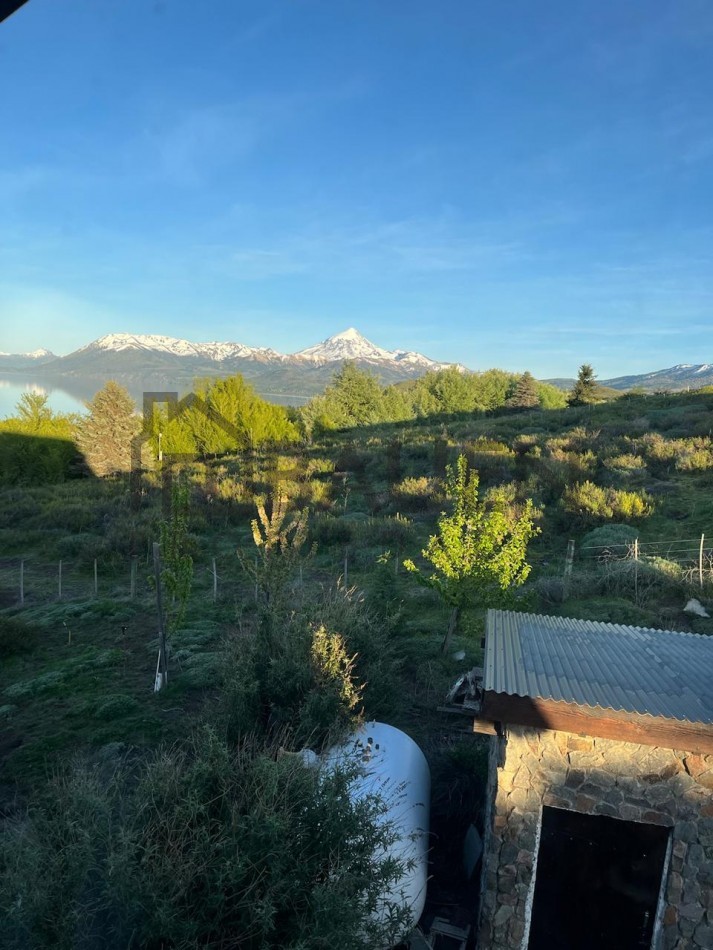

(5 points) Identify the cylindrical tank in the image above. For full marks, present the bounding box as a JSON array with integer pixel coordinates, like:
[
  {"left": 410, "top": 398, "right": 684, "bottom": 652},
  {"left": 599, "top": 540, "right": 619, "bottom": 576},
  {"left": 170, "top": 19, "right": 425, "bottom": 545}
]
[{"left": 323, "top": 721, "right": 430, "bottom": 945}]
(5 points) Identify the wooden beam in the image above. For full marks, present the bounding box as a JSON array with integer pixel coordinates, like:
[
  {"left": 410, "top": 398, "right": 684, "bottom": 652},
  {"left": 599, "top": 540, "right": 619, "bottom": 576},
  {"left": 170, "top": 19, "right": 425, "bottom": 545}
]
[
  {"left": 480, "top": 691, "right": 713, "bottom": 756},
  {"left": 472, "top": 719, "right": 498, "bottom": 736}
]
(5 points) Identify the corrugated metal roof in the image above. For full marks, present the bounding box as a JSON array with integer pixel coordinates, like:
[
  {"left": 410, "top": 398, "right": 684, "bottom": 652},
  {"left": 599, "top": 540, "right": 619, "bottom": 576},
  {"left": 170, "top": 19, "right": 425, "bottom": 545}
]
[{"left": 484, "top": 610, "right": 713, "bottom": 725}]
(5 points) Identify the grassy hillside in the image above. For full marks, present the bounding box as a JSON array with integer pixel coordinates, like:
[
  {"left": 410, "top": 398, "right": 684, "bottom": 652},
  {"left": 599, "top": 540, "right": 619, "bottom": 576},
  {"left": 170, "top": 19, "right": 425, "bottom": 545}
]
[{"left": 1, "top": 387, "right": 712, "bottom": 945}]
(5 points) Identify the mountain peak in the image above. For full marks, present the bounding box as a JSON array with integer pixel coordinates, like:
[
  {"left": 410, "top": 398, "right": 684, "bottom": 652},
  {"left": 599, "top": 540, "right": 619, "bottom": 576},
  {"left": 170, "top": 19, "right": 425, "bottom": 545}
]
[
  {"left": 295, "top": 328, "right": 395, "bottom": 363},
  {"left": 331, "top": 327, "right": 366, "bottom": 341}
]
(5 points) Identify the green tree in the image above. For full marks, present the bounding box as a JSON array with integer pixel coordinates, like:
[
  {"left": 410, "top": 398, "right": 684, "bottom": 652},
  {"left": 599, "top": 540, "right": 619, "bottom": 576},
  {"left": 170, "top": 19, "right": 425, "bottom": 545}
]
[
  {"left": 404, "top": 454, "right": 539, "bottom": 652},
  {"left": 15, "top": 392, "right": 53, "bottom": 432},
  {"left": 301, "top": 362, "right": 386, "bottom": 433},
  {"left": 507, "top": 371, "right": 540, "bottom": 409},
  {"left": 159, "top": 480, "right": 194, "bottom": 634},
  {"left": 568, "top": 364, "right": 599, "bottom": 406},
  {"left": 76, "top": 381, "right": 140, "bottom": 476}
]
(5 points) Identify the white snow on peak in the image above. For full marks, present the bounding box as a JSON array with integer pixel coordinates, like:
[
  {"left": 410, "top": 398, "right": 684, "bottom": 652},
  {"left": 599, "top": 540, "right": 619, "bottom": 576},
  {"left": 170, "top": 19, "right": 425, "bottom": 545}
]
[
  {"left": 0, "top": 347, "right": 54, "bottom": 358},
  {"left": 78, "top": 333, "right": 279, "bottom": 362},
  {"left": 67, "top": 328, "right": 459, "bottom": 371},
  {"left": 294, "top": 327, "right": 453, "bottom": 368},
  {"left": 296, "top": 328, "right": 394, "bottom": 362}
]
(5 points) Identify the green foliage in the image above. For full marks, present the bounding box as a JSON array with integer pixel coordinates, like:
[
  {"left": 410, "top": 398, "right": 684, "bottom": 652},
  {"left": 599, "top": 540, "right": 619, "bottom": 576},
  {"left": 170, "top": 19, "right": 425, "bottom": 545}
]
[
  {"left": 563, "top": 481, "right": 652, "bottom": 523},
  {"left": 404, "top": 454, "right": 539, "bottom": 628},
  {"left": 507, "top": 371, "right": 540, "bottom": 409},
  {"left": 0, "top": 395, "right": 80, "bottom": 485},
  {"left": 0, "top": 617, "right": 38, "bottom": 658},
  {"left": 391, "top": 475, "right": 441, "bottom": 512},
  {"left": 568, "top": 363, "right": 599, "bottom": 406},
  {"left": 154, "top": 375, "right": 298, "bottom": 457},
  {"left": 581, "top": 524, "right": 640, "bottom": 553},
  {"left": 159, "top": 480, "right": 194, "bottom": 633},
  {"left": 0, "top": 729, "right": 411, "bottom": 950}
]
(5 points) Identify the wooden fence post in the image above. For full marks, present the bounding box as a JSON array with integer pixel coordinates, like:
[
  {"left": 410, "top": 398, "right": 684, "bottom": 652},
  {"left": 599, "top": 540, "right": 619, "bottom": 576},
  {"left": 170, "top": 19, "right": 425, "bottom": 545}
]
[
  {"left": 152, "top": 542, "right": 168, "bottom": 691},
  {"left": 58, "top": 560, "right": 63, "bottom": 599},
  {"left": 212, "top": 557, "right": 218, "bottom": 602},
  {"left": 563, "top": 540, "right": 575, "bottom": 599},
  {"left": 700, "top": 533, "right": 705, "bottom": 589},
  {"left": 20, "top": 559, "right": 24, "bottom": 606}
]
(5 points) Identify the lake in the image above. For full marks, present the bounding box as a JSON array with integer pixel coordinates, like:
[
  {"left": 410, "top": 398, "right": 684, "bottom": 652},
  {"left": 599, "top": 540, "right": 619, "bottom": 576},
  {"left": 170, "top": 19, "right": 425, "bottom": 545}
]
[{"left": 0, "top": 378, "right": 87, "bottom": 419}]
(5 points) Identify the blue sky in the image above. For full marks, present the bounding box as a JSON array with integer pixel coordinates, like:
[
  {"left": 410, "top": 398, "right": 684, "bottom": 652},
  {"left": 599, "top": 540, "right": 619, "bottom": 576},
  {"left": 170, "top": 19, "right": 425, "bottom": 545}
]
[{"left": 1, "top": 0, "right": 712, "bottom": 377}]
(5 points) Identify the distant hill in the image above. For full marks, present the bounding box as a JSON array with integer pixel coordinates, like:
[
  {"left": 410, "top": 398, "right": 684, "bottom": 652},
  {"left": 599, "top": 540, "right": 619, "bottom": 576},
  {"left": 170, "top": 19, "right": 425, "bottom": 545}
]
[{"left": 545, "top": 363, "right": 713, "bottom": 394}]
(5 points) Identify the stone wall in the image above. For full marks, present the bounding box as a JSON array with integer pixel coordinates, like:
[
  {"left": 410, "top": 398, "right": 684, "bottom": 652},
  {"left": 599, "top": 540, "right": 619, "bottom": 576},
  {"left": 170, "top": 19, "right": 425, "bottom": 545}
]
[{"left": 478, "top": 726, "right": 713, "bottom": 949}]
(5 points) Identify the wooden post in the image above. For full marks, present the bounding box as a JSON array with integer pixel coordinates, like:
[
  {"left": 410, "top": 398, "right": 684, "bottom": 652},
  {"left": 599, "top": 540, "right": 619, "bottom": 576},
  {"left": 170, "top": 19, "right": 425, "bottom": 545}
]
[
  {"left": 634, "top": 537, "right": 639, "bottom": 601},
  {"left": 94, "top": 559, "right": 98, "bottom": 597},
  {"left": 441, "top": 605, "right": 459, "bottom": 655},
  {"left": 58, "top": 560, "right": 63, "bottom": 599},
  {"left": 700, "top": 534, "right": 705, "bottom": 589},
  {"left": 152, "top": 542, "right": 168, "bottom": 691},
  {"left": 212, "top": 557, "right": 218, "bottom": 602},
  {"left": 131, "top": 556, "right": 138, "bottom": 599},
  {"left": 20, "top": 559, "right": 24, "bottom": 606},
  {"left": 563, "top": 540, "right": 575, "bottom": 600}
]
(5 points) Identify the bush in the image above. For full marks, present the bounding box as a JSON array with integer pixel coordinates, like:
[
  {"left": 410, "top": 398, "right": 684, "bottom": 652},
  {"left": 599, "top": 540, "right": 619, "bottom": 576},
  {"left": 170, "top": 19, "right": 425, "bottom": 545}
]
[
  {"left": 0, "top": 617, "right": 38, "bottom": 658},
  {"left": 311, "top": 513, "right": 354, "bottom": 546},
  {"left": 603, "top": 454, "right": 646, "bottom": 475},
  {"left": 581, "top": 524, "right": 639, "bottom": 556},
  {"left": 391, "top": 475, "right": 440, "bottom": 512},
  {"left": 563, "top": 481, "right": 652, "bottom": 523},
  {"left": 356, "top": 514, "right": 414, "bottom": 548},
  {"left": 0, "top": 730, "right": 412, "bottom": 950}
]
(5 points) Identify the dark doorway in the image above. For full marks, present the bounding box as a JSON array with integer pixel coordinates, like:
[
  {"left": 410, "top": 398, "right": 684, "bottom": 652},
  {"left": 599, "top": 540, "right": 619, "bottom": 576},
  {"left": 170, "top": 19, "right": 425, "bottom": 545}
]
[{"left": 528, "top": 807, "right": 669, "bottom": 950}]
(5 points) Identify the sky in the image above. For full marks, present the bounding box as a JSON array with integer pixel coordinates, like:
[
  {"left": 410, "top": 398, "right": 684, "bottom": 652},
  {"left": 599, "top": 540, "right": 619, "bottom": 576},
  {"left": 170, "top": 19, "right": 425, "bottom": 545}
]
[{"left": 1, "top": 0, "right": 712, "bottom": 378}]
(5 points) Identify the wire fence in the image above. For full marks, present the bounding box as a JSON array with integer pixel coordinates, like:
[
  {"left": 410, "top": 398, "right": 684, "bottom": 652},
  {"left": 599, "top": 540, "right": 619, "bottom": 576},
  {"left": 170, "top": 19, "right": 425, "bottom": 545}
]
[
  {"left": 0, "top": 544, "right": 395, "bottom": 611},
  {"left": 564, "top": 532, "right": 713, "bottom": 599}
]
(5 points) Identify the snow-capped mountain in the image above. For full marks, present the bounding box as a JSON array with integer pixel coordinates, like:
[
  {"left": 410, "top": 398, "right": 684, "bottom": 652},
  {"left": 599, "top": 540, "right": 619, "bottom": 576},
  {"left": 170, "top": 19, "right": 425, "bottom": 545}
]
[
  {"left": 0, "top": 328, "right": 460, "bottom": 404},
  {"left": 0, "top": 347, "right": 56, "bottom": 368},
  {"left": 294, "top": 327, "right": 454, "bottom": 370},
  {"left": 78, "top": 333, "right": 283, "bottom": 362}
]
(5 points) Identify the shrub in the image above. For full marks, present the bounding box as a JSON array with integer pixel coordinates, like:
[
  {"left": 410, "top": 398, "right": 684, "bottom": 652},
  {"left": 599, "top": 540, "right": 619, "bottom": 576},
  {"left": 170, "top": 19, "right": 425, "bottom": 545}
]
[
  {"left": 603, "top": 454, "right": 646, "bottom": 475},
  {"left": 0, "top": 730, "right": 412, "bottom": 950},
  {"left": 311, "top": 513, "right": 354, "bottom": 546},
  {"left": 563, "top": 482, "right": 652, "bottom": 523},
  {"left": 581, "top": 524, "right": 639, "bottom": 555},
  {"left": 356, "top": 514, "right": 414, "bottom": 548},
  {"left": 391, "top": 475, "right": 440, "bottom": 512},
  {"left": 0, "top": 617, "right": 38, "bottom": 658}
]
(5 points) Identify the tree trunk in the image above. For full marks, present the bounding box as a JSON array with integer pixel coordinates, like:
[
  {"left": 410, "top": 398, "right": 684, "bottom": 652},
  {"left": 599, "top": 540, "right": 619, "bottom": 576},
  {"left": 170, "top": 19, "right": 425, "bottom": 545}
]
[{"left": 441, "top": 605, "right": 459, "bottom": 654}]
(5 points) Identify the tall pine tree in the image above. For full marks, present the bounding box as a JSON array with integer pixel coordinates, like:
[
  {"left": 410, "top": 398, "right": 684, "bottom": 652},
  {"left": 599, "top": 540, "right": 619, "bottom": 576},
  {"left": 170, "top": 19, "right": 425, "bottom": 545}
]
[
  {"left": 77, "top": 381, "right": 140, "bottom": 475},
  {"left": 568, "top": 364, "right": 599, "bottom": 406},
  {"left": 507, "top": 371, "right": 540, "bottom": 409}
]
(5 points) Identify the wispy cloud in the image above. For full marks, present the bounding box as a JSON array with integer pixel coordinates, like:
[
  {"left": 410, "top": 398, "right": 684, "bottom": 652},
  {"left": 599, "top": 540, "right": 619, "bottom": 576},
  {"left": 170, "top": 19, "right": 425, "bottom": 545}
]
[{"left": 217, "top": 217, "right": 523, "bottom": 280}]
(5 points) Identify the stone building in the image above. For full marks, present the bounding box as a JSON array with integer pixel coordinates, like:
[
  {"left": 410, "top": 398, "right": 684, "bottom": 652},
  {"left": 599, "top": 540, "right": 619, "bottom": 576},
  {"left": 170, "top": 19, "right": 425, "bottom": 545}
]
[{"left": 461, "top": 610, "right": 713, "bottom": 950}]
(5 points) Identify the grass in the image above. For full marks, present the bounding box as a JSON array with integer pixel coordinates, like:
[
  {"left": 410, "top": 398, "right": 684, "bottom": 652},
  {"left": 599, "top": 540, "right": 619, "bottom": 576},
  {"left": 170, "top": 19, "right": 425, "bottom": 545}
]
[{"left": 0, "top": 389, "right": 711, "bottom": 794}]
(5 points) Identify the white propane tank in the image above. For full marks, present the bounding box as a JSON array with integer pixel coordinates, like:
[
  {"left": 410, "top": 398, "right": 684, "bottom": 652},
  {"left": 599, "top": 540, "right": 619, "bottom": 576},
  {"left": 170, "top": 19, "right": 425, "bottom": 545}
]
[{"left": 323, "top": 721, "right": 430, "bottom": 946}]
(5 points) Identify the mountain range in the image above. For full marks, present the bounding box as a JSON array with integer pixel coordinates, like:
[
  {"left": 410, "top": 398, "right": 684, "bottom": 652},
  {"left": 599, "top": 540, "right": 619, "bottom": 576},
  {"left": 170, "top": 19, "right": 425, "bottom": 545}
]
[
  {"left": 0, "top": 328, "right": 711, "bottom": 406},
  {"left": 0, "top": 329, "right": 460, "bottom": 405}
]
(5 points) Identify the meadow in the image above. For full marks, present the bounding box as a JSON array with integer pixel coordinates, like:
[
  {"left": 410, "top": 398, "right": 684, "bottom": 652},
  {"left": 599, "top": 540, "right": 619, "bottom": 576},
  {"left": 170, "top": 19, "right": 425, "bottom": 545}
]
[{"left": 1, "top": 383, "right": 712, "bottom": 947}]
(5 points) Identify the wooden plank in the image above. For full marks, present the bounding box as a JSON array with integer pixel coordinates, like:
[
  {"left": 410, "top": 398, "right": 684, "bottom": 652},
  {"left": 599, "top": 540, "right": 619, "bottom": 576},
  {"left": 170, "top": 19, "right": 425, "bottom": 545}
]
[
  {"left": 480, "top": 691, "right": 713, "bottom": 756},
  {"left": 472, "top": 719, "right": 498, "bottom": 736}
]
